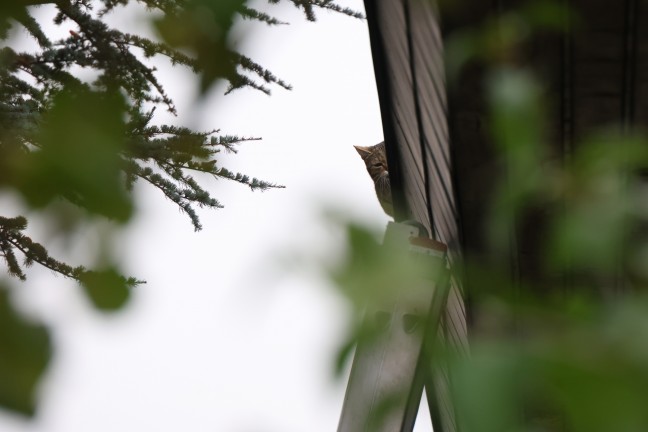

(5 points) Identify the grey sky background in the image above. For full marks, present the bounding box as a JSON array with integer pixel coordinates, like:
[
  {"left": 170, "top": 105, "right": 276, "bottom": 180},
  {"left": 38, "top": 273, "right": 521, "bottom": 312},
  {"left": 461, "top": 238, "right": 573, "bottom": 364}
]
[{"left": 0, "top": 1, "right": 434, "bottom": 430}]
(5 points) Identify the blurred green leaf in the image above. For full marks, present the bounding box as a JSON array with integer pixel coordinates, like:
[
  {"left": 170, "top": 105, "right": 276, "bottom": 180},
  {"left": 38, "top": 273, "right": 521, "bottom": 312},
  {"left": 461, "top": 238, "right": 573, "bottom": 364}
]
[
  {"left": 444, "top": 30, "right": 479, "bottom": 85},
  {"left": 329, "top": 220, "right": 447, "bottom": 388},
  {"left": 444, "top": 0, "right": 572, "bottom": 84},
  {"left": 489, "top": 68, "right": 544, "bottom": 154},
  {"left": 452, "top": 343, "right": 522, "bottom": 432},
  {"left": 332, "top": 223, "right": 443, "bottom": 311},
  {"left": 487, "top": 68, "right": 552, "bottom": 254},
  {"left": 522, "top": 0, "right": 573, "bottom": 30},
  {"left": 448, "top": 296, "right": 648, "bottom": 432},
  {"left": 17, "top": 86, "right": 132, "bottom": 222},
  {"left": 78, "top": 267, "right": 134, "bottom": 311},
  {"left": 155, "top": 0, "right": 245, "bottom": 92},
  {"left": 0, "top": 285, "right": 51, "bottom": 416},
  {"left": 548, "top": 134, "right": 648, "bottom": 272}
]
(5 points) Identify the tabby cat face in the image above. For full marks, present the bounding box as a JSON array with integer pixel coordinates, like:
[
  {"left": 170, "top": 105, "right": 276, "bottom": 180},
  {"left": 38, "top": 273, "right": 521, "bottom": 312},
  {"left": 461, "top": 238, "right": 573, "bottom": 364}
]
[{"left": 354, "top": 142, "right": 393, "bottom": 217}]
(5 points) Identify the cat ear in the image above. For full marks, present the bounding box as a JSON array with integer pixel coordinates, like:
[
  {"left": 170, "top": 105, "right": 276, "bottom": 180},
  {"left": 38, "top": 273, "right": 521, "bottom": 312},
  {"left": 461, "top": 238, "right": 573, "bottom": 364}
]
[{"left": 354, "top": 145, "right": 372, "bottom": 159}]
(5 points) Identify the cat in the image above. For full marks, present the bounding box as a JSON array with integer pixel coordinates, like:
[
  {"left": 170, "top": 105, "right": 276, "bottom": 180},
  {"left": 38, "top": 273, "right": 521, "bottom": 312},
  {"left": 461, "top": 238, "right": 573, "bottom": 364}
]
[{"left": 354, "top": 141, "right": 393, "bottom": 217}]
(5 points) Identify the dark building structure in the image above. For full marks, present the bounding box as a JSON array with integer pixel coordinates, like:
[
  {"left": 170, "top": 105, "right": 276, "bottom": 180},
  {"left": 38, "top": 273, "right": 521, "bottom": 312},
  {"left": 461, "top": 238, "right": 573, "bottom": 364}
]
[{"left": 363, "top": 0, "right": 645, "bottom": 430}]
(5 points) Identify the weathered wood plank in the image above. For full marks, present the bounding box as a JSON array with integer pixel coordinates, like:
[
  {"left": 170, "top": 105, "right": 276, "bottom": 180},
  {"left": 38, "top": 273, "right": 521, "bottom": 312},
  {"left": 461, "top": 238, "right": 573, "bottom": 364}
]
[{"left": 365, "top": 1, "right": 467, "bottom": 431}]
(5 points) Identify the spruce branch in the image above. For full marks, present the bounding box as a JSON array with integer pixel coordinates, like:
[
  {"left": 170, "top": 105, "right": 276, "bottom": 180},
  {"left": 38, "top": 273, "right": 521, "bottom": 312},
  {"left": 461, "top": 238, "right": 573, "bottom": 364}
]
[
  {"left": 128, "top": 161, "right": 221, "bottom": 231},
  {"left": 125, "top": 117, "right": 281, "bottom": 229},
  {"left": 240, "top": 6, "right": 288, "bottom": 25},
  {"left": 15, "top": 12, "right": 52, "bottom": 48},
  {"left": 282, "top": 0, "right": 364, "bottom": 21},
  {"left": 0, "top": 0, "right": 358, "bottom": 284},
  {"left": 0, "top": 216, "right": 143, "bottom": 286}
]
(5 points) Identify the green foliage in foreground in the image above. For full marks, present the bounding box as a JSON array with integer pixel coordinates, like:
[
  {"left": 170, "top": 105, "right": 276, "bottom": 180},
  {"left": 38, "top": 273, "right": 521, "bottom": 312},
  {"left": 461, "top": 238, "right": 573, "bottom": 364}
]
[
  {"left": 453, "top": 296, "right": 648, "bottom": 432},
  {"left": 0, "top": 285, "right": 50, "bottom": 416},
  {"left": 332, "top": 90, "right": 648, "bottom": 431},
  {"left": 330, "top": 1, "right": 648, "bottom": 431},
  {"left": 0, "top": 0, "right": 360, "bottom": 417}
]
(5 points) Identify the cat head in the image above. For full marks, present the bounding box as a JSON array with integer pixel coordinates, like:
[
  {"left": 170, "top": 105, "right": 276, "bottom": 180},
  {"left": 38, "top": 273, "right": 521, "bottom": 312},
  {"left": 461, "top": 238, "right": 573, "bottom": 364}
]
[
  {"left": 354, "top": 141, "right": 393, "bottom": 216},
  {"left": 354, "top": 142, "right": 389, "bottom": 180}
]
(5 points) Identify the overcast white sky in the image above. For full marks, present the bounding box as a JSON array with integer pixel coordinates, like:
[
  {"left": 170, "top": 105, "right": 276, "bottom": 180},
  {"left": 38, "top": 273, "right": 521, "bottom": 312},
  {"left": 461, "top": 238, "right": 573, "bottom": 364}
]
[{"left": 0, "top": 1, "right": 434, "bottom": 431}]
